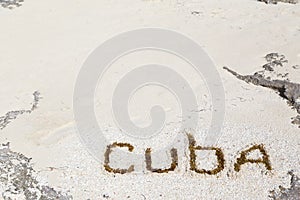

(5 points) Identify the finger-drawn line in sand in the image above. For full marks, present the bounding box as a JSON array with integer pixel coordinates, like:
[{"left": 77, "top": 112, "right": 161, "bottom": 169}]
[
  {"left": 0, "top": 0, "right": 24, "bottom": 9},
  {"left": 0, "top": 91, "right": 41, "bottom": 130},
  {"left": 269, "top": 171, "right": 300, "bottom": 200},
  {"left": 224, "top": 53, "right": 300, "bottom": 128},
  {"left": 0, "top": 143, "right": 72, "bottom": 199}
]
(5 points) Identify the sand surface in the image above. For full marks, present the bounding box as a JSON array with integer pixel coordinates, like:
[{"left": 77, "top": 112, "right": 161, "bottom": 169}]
[{"left": 0, "top": 0, "right": 300, "bottom": 199}]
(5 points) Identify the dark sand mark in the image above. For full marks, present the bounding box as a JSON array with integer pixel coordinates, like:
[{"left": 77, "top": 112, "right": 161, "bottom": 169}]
[
  {"left": 187, "top": 134, "right": 225, "bottom": 175},
  {"left": 145, "top": 148, "right": 178, "bottom": 173},
  {"left": 0, "top": 143, "right": 72, "bottom": 199},
  {"left": 269, "top": 171, "right": 300, "bottom": 200},
  {"left": 234, "top": 144, "right": 272, "bottom": 172},
  {"left": 104, "top": 142, "right": 135, "bottom": 174},
  {"left": 224, "top": 53, "right": 300, "bottom": 128},
  {"left": 0, "top": 91, "right": 41, "bottom": 130}
]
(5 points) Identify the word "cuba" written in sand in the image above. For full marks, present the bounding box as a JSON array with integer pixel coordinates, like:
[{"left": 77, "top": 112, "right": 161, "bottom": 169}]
[{"left": 103, "top": 134, "right": 272, "bottom": 175}]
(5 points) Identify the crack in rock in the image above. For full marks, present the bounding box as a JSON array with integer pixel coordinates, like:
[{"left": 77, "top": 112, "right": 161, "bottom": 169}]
[
  {"left": 224, "top": 53, "right": 300, "bottom": 128},
  {"left": 0, "top": 0, "right": 23, "bottom": 9},
  {"left": 258, "top": 0, "right": 298, "bottom": 4},
  {"left": 0, "top": 143, "right": 72, "bottom": 200},
  {"left": 269, "top": 171, "right": 300, "bottom": 200},
  {"left": 0, "top": 91, "right": 41, "bottom": 130}
]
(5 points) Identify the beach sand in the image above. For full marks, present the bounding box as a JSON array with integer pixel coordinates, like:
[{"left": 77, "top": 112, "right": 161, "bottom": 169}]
[{"left": 0, "top": 0, "right": 300, "bottom": 199}]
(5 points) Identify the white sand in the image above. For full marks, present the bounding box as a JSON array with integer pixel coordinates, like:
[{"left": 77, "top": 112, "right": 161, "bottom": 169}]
[{"left": 0, "top": 0, "right": 300, "bottom": 199}]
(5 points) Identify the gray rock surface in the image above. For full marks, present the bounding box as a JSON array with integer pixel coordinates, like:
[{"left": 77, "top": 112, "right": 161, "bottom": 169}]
[
  {"left": 0, "top": 0, "right": 23, "bottom": 9},
  {"left": 0, "top": 91, "right": 41, "bottom": 130},
  {"left": 0, "top": 143, "right": 72, "bottom": 200},
  {"left": 269, "top": 171, "right": 300, "bottom": 200},
  {"left": 258, "top": 0, "right": 298, "bottom": 4},
  {"left": 224, "top": 53, "right": 300, "bottom": 128}
]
